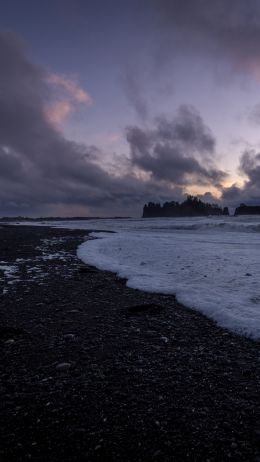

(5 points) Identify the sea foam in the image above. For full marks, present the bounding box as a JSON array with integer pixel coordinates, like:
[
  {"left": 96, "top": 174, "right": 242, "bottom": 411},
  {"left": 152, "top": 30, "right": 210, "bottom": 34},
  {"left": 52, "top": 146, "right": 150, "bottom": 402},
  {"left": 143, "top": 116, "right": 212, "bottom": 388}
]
[
  {"left": 75, "top": 216, "right": 260, "bottom": 340},
  {"left": 18, "top": 216, "right": 260, "bottom": 339}
]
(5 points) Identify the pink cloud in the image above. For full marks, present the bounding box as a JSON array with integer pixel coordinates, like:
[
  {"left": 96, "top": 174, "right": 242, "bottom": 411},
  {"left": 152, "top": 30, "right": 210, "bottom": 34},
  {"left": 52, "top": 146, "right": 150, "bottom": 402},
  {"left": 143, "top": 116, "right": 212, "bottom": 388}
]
[
  {"left": 45, "top": 73, "right": 93, "bottom": 127},
  {"left": 47, "top": 73, "right": 92, "bottom": 105},
  {"left": 45, "top": 100, "right": 73, "bottom": 127}
]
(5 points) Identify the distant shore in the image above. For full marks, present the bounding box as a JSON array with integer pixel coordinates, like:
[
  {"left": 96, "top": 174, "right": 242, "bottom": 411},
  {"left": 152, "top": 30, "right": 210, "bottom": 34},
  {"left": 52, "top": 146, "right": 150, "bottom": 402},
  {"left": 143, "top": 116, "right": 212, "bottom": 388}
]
[
  {"left": 0, "top": 216, "right": 132, "bottom": 222},
  {"left": 1, "top": 224, "right": 260, "bottom": 461}
]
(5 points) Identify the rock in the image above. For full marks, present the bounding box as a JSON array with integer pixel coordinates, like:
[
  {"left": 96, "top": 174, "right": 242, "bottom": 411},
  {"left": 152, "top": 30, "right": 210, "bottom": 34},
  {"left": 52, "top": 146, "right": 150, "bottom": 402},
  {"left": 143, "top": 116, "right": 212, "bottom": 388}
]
[
  {"left": 4, "top": 339, "right": 15, "bottom": 345},
  {"left": 56, "top": 362, "right": 71, "bottom": 371},
  {"left": 0, "top": 326, "right": 29, "bottom": 341},
  {"left": 127, "top": 303, "right": 163, "bottom": 314},
  {"left": 63, "top": 333, "right": 75, "bottom": 340},
  {"left": 242, "top": 369, "right": 252, "bottom": 377},
  {"left": 79, "top": 266, "right": 98, "bottom": 274}
]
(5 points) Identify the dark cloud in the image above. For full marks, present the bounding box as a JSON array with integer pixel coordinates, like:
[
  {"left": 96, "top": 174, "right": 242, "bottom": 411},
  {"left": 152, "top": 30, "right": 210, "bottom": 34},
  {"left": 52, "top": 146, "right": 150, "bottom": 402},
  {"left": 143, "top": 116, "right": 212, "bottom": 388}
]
[
  {"left": 0, "top": 34, "right": 113, "bottom": 213},
  {"left": 155, "top": 106, "right": 215, "bottom": 155},
  {"left": 0, "top": 31, "right": 159, "bottom": 216},
  {"left": 154, "top": 0, "right": 260, "bottom": 76},
  {"left": 239, "top": 150, "right": 260, "bottom": 177},
  {"left": 127, "top": 105, "right": 226, "bottom": 187},
  {"left": 222, "top": 149, "right": 260, "bottom": 205},
  {"left": 0, "top": 32, "right": 229, "bottom": 216}
]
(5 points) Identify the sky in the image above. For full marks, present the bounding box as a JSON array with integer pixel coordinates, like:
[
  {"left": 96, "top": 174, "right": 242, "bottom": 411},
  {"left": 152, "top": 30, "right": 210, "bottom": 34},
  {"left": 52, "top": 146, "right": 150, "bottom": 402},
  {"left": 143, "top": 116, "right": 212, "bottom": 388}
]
[{"left": 1, "top": 0, "right": 260, "bottom": 217}]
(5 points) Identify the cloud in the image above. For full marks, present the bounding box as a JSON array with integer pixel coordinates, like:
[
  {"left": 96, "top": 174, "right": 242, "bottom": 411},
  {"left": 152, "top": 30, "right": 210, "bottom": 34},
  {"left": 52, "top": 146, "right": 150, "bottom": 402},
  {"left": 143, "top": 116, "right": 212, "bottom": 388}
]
[
  {"left": 154, "top": 0, "right": 260, "bottom": 80},
  {"left": 239, "top": 149, "right": 260, "bottom": 176},
  {"left": 155, "top": 106, "right": 215, "bottom": 155},
  {"left": 121, "top": 71, "right": 149, "bottom": 121},
  {"left": 127, "top": 105, "right": 226, "bottom": 187},
  {"left": 222, "top": 149, "right": 260, "bottom": 205},
  {"left": 44, "top": 73, "right": 92, "bottom": 126},
  {"left": 0, "top": 31, "right": 188, "bottom": 216},
  {"left": 45, "top": 100, "right": 73, "bottom": 126},
  {"left": 47, "top": 73, "right": 92, "bottom": 104},
  {"left": 0, "top": 31, "right": 232, "bottom": 216}
]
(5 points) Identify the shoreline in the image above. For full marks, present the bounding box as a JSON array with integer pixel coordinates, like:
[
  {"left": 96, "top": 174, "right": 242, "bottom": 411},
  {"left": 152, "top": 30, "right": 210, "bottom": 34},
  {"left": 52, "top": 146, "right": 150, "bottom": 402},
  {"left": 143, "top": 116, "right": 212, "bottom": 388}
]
[{"left": 1, "top": 225, "right": 260, "bottom": 461}]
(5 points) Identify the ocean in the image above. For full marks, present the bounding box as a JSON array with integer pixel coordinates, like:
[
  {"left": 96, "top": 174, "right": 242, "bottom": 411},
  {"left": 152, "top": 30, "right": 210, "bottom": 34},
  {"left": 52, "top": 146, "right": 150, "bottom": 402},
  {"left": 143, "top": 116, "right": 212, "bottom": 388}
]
[{"left": 24, "top": 216, "right": 260, "bottom": 339}]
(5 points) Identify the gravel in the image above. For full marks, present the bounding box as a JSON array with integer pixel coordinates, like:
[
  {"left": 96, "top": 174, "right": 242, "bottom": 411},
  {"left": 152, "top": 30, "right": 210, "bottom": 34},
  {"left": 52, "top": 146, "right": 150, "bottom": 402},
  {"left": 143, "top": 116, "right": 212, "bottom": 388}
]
[{"left": 0, "top": 224, "right": 260, "bottom": 461}]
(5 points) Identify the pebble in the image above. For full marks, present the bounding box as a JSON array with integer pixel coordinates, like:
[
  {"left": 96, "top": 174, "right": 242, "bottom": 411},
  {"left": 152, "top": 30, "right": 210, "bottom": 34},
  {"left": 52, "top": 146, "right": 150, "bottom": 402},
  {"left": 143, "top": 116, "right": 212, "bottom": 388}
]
[
  {"left": 63, "top": 333, "right": 75, "bottom": 340},
  {"left": 4, "top": 339, "right": 15, "bottom": 345},
  {"left": 2, "top": 225, "right": 260, "bottom": 462},
  {"left": 56, "top": 362, "right": 71, "bottom": 371}
]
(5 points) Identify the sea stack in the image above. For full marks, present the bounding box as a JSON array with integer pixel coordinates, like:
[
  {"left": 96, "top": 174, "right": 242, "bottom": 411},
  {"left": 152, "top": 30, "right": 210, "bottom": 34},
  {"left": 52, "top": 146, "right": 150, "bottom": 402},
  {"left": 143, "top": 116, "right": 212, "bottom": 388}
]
[
  {"left": 234, "top": 204, "right": 260, "bottom": 215},
  {"left": 143, "top": 196, "right": 230, "bottom": 218}
]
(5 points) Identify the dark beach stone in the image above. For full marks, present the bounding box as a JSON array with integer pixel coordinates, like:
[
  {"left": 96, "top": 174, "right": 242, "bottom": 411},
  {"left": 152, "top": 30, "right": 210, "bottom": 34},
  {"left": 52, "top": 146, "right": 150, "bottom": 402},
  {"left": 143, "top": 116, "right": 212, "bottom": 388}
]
[
  {"left": 63, "top": 333, "right": 76, "bottom": 340},
  {"left": 56, "top": 362, "right": 71, "bottom": 371},
  {"left": 4, "top": 339, "right": 15, "bottom": 345},
  {"left": 127, "top": 303, "right": 163, "bottom": 315},
  {"left": 242, "top": 368, "right": 253, "bottom": 377},
  {"left": 78, "top": 266, "right": 98, "bottom": 274},
  {"left": 1, "top": 224, "right": 260, "bottom": 462},
  {"left": 0, "top": 326, "right": 30, "bottom": 341}
]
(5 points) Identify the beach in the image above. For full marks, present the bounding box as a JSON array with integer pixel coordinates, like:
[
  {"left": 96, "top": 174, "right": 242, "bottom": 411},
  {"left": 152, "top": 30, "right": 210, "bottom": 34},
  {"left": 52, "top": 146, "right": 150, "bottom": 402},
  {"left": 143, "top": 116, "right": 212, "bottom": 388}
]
[{"left": 1, "top": 224, "right": 260, "bottom": 461}]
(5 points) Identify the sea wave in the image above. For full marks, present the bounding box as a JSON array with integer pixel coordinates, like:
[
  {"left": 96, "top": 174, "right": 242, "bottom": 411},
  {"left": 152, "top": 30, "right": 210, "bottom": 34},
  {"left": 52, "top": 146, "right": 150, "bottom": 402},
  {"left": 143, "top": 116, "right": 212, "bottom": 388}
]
[
  {"left": 77, "top": 225, "right": 260, "bottom": 340},
  {"left": 147, "top": 222, "right": 260, "bottom": 233}
]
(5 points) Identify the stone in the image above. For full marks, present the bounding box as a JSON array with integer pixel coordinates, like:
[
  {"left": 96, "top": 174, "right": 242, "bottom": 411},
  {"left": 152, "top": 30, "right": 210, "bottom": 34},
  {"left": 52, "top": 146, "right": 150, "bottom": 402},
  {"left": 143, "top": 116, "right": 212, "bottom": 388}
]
[
  {"left": 56, "top": 362, "right": 71, "bottom": 371},
  {"left": 63, "top": 333, "right": 75, "bottom": 340}
]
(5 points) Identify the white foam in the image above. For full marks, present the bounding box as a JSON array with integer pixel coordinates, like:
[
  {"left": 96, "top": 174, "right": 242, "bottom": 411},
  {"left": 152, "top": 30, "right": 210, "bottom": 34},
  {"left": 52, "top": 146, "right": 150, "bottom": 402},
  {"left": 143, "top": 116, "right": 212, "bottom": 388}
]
[
  {"left": 76, "top": 216, "right": 260, "bottom": 340},
  {"left": 0, "top": 264, "right": 19, "bottom": 293},
  {"left": 0, "top": 264, "right": 18, "bottom": 278}
]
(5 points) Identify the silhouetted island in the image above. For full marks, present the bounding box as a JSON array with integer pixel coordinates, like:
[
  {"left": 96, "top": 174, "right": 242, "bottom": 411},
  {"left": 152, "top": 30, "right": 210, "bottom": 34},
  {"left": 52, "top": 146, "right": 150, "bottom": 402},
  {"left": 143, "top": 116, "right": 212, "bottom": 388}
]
[
  {"left": 234, "top": 204, "right": 260, "bottom": 216},
  {"left": 143, "top": 196, "right": 229, "bottom": 218}
]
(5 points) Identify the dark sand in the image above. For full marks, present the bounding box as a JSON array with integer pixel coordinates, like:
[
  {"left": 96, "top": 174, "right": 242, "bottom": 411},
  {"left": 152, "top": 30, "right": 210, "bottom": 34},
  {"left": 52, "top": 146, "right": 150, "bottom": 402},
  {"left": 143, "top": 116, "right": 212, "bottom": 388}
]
[{"left": 0, "top": 225, "right": 260, "bottom": 461}]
